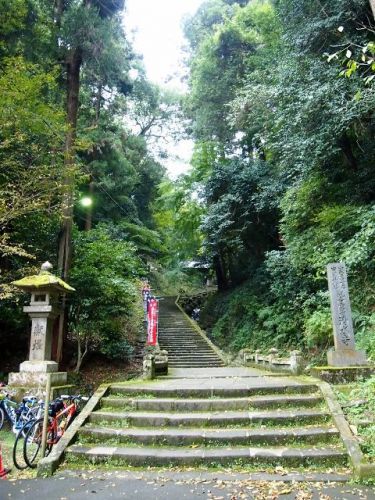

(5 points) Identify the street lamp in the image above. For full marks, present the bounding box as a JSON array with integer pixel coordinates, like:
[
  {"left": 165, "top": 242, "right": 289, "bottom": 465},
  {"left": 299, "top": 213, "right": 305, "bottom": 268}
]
[{"left": 80, "top": 196, "right": 93, "bottom": 207}]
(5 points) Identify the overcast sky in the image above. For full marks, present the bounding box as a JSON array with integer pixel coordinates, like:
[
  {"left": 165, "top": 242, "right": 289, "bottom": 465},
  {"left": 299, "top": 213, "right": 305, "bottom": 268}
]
[{"left": 124, "top": 0, "right": 204, "bottom": 178}]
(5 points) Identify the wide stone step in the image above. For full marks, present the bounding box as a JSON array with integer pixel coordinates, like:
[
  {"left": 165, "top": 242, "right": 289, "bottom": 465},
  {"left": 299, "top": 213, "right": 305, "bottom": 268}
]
[
  {"left": 79, "top": 425, "right": 340, "bottom": 446},
  {"left": 159, "top": 333, "right": 198, "bottom": 336},
  {"left": 168, "top": 364, "right": 224, "bottom": 368},
  {"left": 161, "top": 343, "right": 215, "bottom": 347},
  {"left": 161, "top": 348, "right": 215, "bottom": 352},
  {"left": 159, "top": 333, "right": 197, "bottom": 335},
  {"left": 167, "top": 359, "right": 223, "bottom": 364},
  {"left": 159, "top": 330, "right": 200, "bottom": 333},
  {"left": 161, "top": 341, "right": 213, "bottom": 345},
  {"left": 169, "top": 361, "right": 224, "bottom": 368},
  {"left": 160, "top": 340, "right": 212, "bottom": 344},
  {"left": 164, "top": 344, "right": 216, "bottom": 348},
  {"left": 167, "top": 359, "right": 222, "bottom": 363},
  {"left": 168, "top": 356, "right": 221, "bottom": 368},
  {"left": 109, "top": 384, "right": 318, "bottom": 398},
  {"left": 67, "top": 444, "right": 347, "bottom": 467},
  {"left": 166, "top": 353, "right": 220, "bottom": 356},
  {"left": 168, "top": 356, "right": 222, "bottom": 368},
  {"left": 100, "top": 394, "right": 324, "bottom": 411},
  {"left": 89, "top": 409, "right": 330, "bottom": 427},
  {"left": 159, "top": 328, "right": 198, "bottom": 331},
  {"left": 167, "top": 355, "right": 222, "bottom": 359},
  {"left": 160, "top": 344, "right": 210, "bottom": 347},
  {"left": 159, "top": 326, "right": 194, "bottom": 328},
  {"left": 168, "top": 366, "right": 225, "bottom": 369},
  {"left": 159, "top": 339, "right": 209, "bottom": 342},
  {"left": 163, "top": 351, "right": 218, "bottom": 355},
  {"left": 164, "top": 344, "right": 217, "bottom": 348},
  {"left": 159, "top": 335, "right": 205, "bottom": 338}
]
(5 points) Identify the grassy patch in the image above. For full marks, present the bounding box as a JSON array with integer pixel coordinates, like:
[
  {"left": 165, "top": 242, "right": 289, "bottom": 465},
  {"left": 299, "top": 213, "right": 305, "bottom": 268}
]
[
  {"left": 334, "top": 377, "right": 375, "bottom": 462},
  {"left": 63, "top": 453, "right": 350, "bottom": 473},
  {"left": 0, "top": 428, "right": 36, "bottom": 479}
]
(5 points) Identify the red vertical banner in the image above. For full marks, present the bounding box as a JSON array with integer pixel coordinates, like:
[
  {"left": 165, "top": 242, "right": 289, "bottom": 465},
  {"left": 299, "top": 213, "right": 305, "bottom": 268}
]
[{"left": 147, "top": 298, "right": 158, "bottom": 346}]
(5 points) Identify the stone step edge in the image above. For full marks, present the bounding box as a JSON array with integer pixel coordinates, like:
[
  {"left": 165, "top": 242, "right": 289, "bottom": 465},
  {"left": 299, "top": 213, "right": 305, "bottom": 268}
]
[
  {"left": 55, "top": 469, "right": 351, "bottom": 483},
  {"left": 109, "top": 384, "right": 318, "bottom": 397},
  {"left": 100, "top": 394, "right": 324, "bottom": 409},
  {"left": 67, "top": 444, "right": 348, "bottom": 463},
  {"left": 90, "top": 409, "right": 331, "bottom": 424},
  {"left": 168, "top": 349, "right": 221, "bottom": 361},
  {"left": 79, "top": 425, "right": 340, "bottom": 443}
]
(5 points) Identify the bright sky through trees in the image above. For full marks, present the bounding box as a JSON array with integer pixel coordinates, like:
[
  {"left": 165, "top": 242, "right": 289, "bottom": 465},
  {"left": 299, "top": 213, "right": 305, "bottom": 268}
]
[
  {"left": 125, "top": 0, "right": 204, "bottom": 178},
  {"left": 125, "top": 0, "right": 203, "bottom": 88}
]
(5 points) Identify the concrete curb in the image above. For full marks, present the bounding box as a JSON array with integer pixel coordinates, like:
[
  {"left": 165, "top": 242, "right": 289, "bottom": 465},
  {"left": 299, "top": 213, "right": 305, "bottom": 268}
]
[
  {"left": 175, "top": 295, "right": 228, "bottom": 365},
  {"left": 316, "top": 379, "right": 375, "bottom": 480},
  {"left": 37, "top": 384, "right": 109, "bottom": 477}
]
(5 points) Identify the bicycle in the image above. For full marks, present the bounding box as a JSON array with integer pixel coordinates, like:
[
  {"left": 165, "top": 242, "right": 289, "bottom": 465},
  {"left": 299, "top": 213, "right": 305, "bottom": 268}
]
[
  {"left": 0, "top": 387, "right": 39, "bottom": 435},
  {"left": 12, "top": 399, "right": 44, "bottom": 470},
  {"left": 23, "top": 395, "right": 88, "bottom": 468},
  {"left": 14, "top": 396, "right": 39, "bottom": 436},
  {"left": 0, "top": 391, "right": 18, "bottom": 432}
]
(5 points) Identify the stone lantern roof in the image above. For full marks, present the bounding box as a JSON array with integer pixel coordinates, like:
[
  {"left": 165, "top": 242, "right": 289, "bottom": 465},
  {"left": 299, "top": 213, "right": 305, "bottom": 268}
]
[{"left": 12, "top": 261, "right": 75, "bottom": 293}]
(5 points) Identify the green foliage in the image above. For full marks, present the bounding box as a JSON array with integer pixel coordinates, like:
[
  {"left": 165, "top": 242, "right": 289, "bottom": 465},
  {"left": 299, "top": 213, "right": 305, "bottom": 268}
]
[
  {"left": 185, "top": 0, "right": 278, "bottom": 141},
  {"left": 151, "top": 267, "right": 204, "bottom": 296},
  {"left": 154, "top": 177, "right": 205, "bottom": 265},
  {"left": 303, "top": 309, "right": 332, "bottom": 349},
  {"left": 0, "top": 56, "right": 65, "bottom": 270},
  {"left": 0, "top": 0, "right": 168, "bottom": 368},
  {"left": 335, "top": 377, "right": 375, "bottom": 461},
  {"left": 181, "top": 0, "right": 375, "bottom": 359},
  {"left": 355, "top": 312, "right": 375, "bottom": 362},
  {"left": 69, "top": 225, "right": 145, "bottom": 364}
]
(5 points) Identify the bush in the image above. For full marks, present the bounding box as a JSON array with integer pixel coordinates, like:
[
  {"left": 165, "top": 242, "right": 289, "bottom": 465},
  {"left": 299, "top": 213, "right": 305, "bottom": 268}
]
[
  {"left": 68, "top": 225, "right": 145, "bottom": 370},
  {"left": 303, "top": 309, "right": 332, "bottom": 349},
  {"left": 355, "top": 312, "right": 375, "bottom": 362}
]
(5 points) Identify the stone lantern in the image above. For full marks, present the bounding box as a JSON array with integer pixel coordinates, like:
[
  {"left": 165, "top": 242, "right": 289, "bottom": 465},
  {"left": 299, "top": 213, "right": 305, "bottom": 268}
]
[{"left": 8, "top": 262, "right": 75, "bottom": 387}]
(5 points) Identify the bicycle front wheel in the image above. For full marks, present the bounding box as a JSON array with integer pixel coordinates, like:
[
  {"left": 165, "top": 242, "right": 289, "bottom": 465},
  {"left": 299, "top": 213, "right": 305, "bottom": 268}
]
[
  {"left": 13, "top": 420, "right": 34, "bottom": 470},
  {"left": 0, "top": 407, "right": 4, "bottom": 430},
  {"left": 23, "top": 417, "right": 55, "bottom": 469}
]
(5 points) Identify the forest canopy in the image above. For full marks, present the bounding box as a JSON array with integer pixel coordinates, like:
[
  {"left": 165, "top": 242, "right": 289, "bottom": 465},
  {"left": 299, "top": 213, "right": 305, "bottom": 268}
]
[
  {"left": 0, "top": 0, "right": 374, "bottom": 372},
  {"left": 163, "top": 0, "right": 375, "bottom": 359}
]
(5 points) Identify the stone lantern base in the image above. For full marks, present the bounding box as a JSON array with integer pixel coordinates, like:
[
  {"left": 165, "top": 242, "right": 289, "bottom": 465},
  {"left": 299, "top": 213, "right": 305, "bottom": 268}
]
[{"left": 8, "top": 360, "right": 67, "bottom": 387}]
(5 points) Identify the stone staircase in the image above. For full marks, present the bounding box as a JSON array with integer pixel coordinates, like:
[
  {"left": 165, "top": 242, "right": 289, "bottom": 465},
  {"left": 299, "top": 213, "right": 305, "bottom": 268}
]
[
  {"left": 65, "top": 371, "right": 349, "bottom": 475},
  {"left": 158, "top": 297, "right": 224, "bottom": 368}
]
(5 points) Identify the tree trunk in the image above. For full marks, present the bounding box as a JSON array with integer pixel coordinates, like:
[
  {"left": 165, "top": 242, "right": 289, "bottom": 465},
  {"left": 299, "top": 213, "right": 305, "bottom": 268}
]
[
  {"left": 370, "top": 0, "right": 375, "bottom": 19},
  {"left": 84, "top": 84, "right": 102, "bottom": 231},
  {"left": 75, "top": 334, "right": 89, "bottom": 372},
  {"left": 56, "top": 47, "right": 82, "bottom": 363},
  {"left": 53, "top": 0, "right": 64, "bottom": 26},
  {"left": 214, "top": 252, "right": 229, "bottom": 291},
  {"left": 339, "top": 132, "right": 358, "bottom": 172},
  {"left": 58, "top": 47, "right": 82, "bottom": 279}
]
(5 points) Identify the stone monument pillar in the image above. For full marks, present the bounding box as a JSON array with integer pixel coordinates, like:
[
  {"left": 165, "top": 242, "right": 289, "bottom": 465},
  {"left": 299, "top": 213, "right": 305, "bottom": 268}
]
[
  {"left": 8, "top": 262, "right": 75, "bottom": 386},
  {"left": 327, "top": 263, "right": 368, "bottom": 367}
]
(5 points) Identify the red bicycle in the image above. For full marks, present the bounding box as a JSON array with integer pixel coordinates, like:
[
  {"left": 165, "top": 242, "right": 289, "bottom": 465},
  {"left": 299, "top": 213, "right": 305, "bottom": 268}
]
[{"left": 23, "top": 395, "right": 88, "bottom": 468}]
